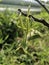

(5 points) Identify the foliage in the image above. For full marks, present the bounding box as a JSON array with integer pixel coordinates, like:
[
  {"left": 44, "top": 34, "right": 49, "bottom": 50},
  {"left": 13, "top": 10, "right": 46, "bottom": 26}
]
[{"left": 0, "top": 10, "right": 49, "bottom": 65}]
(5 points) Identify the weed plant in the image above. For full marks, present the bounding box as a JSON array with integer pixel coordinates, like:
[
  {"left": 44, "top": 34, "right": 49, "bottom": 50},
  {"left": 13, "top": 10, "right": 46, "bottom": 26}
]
[{"left": 0, "top": 10, "right": 49, "bottom": 65}]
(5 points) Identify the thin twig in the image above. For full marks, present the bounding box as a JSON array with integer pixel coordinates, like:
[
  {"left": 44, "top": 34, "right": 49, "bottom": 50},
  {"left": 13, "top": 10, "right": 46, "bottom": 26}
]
[
  {"left": 18, "top": 9, "right": 49, "bottom": 28},
  {"left": 35, "top": 0, "right": 49, "bottom": 14}
]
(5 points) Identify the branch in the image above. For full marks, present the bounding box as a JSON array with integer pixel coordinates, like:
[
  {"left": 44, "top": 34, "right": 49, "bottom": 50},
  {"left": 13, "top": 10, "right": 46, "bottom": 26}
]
[
  {"left": 35, "top": 0, "right": 49, "bottom": 14},
  {"left": 18, "top": 9, "right": 49, "bottom": 28}
]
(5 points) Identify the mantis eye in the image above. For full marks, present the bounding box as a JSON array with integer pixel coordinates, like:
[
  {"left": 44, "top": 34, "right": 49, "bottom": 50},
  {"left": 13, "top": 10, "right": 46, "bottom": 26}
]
[{"left": 18, "top": 9, "right": 21, "bottom": 12}]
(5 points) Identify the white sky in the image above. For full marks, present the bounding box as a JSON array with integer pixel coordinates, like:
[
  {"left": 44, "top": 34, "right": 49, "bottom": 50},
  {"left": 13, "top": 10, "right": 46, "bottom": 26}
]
[{"left": 25, "top": 0, "right": 48, "bottom": 2}]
